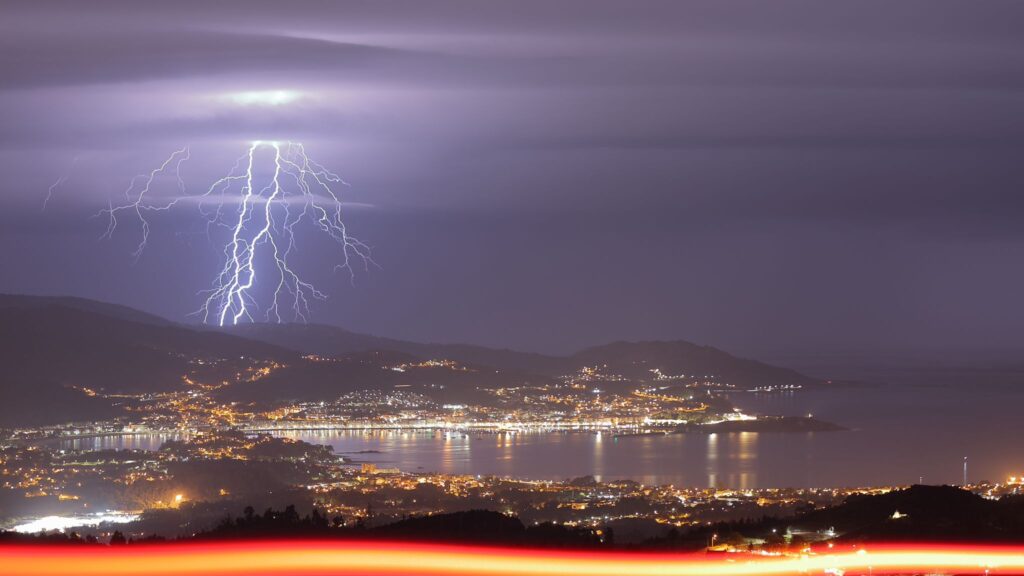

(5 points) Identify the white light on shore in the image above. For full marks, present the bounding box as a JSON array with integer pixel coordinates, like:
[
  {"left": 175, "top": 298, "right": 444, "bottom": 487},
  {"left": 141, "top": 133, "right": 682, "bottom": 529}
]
[{"left": 12, "top": 511, "right": 139, "bottom": 533}]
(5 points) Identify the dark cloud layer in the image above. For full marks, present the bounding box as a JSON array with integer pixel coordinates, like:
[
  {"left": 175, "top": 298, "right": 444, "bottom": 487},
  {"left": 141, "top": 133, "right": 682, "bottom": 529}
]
[{"left": 2, "top": 0, "right": 1024, "bottom": 354}]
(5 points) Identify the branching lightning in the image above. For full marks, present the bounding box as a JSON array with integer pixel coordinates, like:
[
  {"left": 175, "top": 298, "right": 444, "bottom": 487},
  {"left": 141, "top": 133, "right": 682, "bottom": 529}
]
[
  {"left": 43, "top": 156, "right": 79, "bottom": 211},
  {"left": 100, "top": 146, "right": 191, "bottom": 259},
  {"left": 99, "top": 141, "right": 375, "bottom": 325},
  {"left": 43, "top": 175, "right": 68, "bottom": 212}
]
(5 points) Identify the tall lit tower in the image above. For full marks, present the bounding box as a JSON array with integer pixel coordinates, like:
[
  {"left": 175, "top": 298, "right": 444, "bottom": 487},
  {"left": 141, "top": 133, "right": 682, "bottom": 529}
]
[{"left": 963, "top": 456, "right": 968, "bottom": 486}]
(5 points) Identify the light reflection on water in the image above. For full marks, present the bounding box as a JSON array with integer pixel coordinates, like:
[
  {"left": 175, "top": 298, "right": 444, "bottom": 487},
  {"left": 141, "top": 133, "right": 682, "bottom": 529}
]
[
  {"left": 57, "top": 433, "right": 187, "bottom": 452},
  {"left": 276, "top": 428, "right": 765, "bottom": 488},
  {"left": 50, "top": 380, "right": 1024, "bottom": 489}
]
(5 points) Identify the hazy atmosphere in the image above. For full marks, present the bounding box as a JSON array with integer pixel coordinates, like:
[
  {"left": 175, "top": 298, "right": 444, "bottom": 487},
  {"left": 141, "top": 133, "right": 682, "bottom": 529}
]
[
  {"left": 6, "top": 2, "right": 1024, "bottom": 568},
  {"left": 4, "top": 0, "right": 1024, "bottom": 354}
]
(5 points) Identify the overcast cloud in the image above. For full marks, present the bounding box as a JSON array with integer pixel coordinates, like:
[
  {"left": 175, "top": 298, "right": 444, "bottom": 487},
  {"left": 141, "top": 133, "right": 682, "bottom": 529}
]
[{"left": 3, "top": 0, "right": 1024, "bottom": 355}]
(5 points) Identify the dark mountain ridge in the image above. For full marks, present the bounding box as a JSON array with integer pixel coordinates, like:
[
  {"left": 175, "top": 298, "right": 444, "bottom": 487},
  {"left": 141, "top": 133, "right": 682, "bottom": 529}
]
[
  {"left": 223, "top": 322, "right": 567, "bottom": 375},
  {"left": 0, "top": 295, "right": 821, "bottom": 427},
  {"left": 572, "top": 340, "right": 814, "bottom": 386},
  {"left": 228, "top": 324, "right": 821, "bottom": 387},
  {"left": 774, "top": 485, "right": 1024, "bottom": 543},
  {"left": 0, "top": 294, "right": 174, "bottom": 327},
  {"left": 0, "top": 299, "right": 299, "bottom": 427}
]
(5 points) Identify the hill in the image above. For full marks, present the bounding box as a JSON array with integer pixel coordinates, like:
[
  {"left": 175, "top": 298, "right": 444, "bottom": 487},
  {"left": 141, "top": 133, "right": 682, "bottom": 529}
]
[
  {"left": 228, "top": 324, "right": 821, "bottom": 388},
  {"left": 213, "top": 349, "right": 548, "bottom": 406},
  {"left": 649, "top": 485, "right": 1024, "bottom": 549},
  {"left": 224, "top": 323, "right": 566, "bottom": 375},
  {"left": 0, "top": 297, "right": 555, "bottom": 426},
  {"left": 0, "top": 294, "right": 174, "bottom": 327},
  {"left": 0, "top": 299, "right": 296, "bottom": 427},
  {"left": 0, "top": 295, "right": 822, "bottom": 427},
  {"left": 788, "top": 485, "right": 1024, "bottom": 542},
  {"left": 572, "top": 340, "right": 817, "bottom": 387}
]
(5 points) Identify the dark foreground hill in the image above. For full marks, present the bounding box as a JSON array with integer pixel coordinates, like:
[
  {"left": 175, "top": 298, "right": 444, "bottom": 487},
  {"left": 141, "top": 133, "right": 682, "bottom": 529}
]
[
  {"left": 787, "top": 484, "right": 1024, "bottom": 542},
  {"left": 6, "top": 487, "right": 1023, "bottom": 547},
  {"left": 672, "top": 485, "right": 1024, "bottom": 547}
]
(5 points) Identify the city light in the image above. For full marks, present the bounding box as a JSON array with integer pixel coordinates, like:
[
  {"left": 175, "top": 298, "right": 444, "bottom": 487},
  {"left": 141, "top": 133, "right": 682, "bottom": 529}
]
[
  {"left": 11, "top": 512, "right": 139, "bottom": 534},
  {"left": 5, "top": 2, "right": 1023, "bottom": 573}
]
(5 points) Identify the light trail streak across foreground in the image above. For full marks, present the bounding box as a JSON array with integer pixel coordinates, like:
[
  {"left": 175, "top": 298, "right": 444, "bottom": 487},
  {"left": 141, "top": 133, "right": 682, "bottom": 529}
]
[{"left": 4, "top": 542, "right": 1024, "bottom": 576}]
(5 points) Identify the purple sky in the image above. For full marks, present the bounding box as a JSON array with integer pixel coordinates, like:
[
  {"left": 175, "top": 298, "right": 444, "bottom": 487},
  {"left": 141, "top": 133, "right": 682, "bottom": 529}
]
[{"left": 3, "top": 0, "right": 1024, "bottom": 355}]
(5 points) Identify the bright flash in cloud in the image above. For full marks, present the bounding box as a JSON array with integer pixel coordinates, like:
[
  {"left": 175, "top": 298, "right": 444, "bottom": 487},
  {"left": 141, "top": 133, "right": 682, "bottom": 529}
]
[{"left": 226, "top": 90, "right": 301, "bottom": 107}]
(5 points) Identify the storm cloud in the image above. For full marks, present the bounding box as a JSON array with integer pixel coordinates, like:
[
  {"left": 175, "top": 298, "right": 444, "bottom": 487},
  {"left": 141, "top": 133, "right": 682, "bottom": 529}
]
[{"left": 3, "top": 0, "right": 1024, "bottom": 355}]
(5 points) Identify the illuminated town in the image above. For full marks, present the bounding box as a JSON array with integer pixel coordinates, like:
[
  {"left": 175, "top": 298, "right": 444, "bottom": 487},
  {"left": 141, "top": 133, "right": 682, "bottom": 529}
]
[
  {"left": 6, "top": 2, "right": 1024, "bottom": 574},
  {"left": 0, "top": 345, "right": 836, "bottom": 545},
  {"left": 4, "top": 425, "right": 1023, "bottom": 546},
  {"left": 0, "top": 350, "right": 1018, "bottom": 549},
  {"left": 5, "top": 356, "right": 766, "bottom": 441}
]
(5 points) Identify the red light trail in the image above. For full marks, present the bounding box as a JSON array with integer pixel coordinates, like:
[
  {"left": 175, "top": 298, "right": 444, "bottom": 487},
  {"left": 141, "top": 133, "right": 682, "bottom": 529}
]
[{"left": 3, "top": 541, "right": 1024, "bottom": 576}]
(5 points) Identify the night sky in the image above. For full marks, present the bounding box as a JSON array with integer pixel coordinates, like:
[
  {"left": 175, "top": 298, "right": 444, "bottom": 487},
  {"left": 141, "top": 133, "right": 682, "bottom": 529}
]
[{"left": 3, "top": 0, "right": 1024, "bottom": 355}]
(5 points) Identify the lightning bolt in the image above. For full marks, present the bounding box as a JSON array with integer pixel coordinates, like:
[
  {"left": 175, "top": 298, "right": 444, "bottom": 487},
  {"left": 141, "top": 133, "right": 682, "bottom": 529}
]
[
  {"left": 98, "top": 146, "right": 191, "bottom": 259},
  {"left": 101, "top": 141, "right": 376, "bottom": 325},
  {"left": 42, "top": 156, "right": 79, "bottom": 211}
]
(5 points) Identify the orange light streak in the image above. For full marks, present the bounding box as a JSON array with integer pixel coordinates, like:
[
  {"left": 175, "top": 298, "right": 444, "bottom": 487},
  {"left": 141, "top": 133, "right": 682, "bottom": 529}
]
[{"left": 3, "top": 542, "right": 1024, "bottom": 576}]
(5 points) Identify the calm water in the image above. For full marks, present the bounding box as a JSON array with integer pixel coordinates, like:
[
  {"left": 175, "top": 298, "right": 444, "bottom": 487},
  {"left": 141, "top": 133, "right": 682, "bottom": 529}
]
[
  {"left": 58, "top": 433, "right": 187, "bottom": 452},
  {"left": 60, "top": 367, "right": 1024, "bottom": 489}
]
